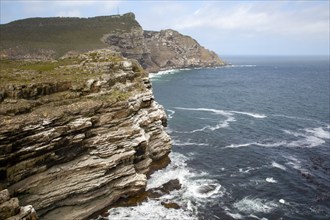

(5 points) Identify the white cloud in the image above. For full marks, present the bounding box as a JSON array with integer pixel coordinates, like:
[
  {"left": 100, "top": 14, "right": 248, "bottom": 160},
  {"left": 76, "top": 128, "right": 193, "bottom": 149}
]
[{"left": 173, "top": 1, "right": 329, "bottom": 37}]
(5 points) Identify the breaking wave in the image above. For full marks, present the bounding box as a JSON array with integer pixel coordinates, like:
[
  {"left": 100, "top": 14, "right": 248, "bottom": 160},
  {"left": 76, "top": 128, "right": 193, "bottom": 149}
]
[{"left": 107, "top": 152, "right": 225, "bottom": 219}]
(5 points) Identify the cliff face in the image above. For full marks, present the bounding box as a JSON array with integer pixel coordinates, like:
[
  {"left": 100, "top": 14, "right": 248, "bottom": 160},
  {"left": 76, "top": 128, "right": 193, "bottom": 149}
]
[
  {"left": 103, "top": 28, "right": 225, "bottom": 72},
  {"left": 0, "top": 49, "right": 171, "bottom": 219}
]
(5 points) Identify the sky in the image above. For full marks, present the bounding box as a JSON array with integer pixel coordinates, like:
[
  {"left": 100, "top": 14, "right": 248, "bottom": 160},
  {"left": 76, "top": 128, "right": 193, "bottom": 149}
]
[{"left": 0, "top": 0, "right": 329, "bottom": 56}]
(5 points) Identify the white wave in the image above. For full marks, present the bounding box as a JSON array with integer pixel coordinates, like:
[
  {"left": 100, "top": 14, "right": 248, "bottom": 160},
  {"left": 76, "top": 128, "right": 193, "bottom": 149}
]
[
  {"left": 271, "top": 161, "right": 287, "bottom": 171},
  {"left": 149, "top": 69, "right": 180, "bottom": 79},
  {"left": 186, "top": 116, "right": 236, "bottom": 133},
  {"left": 186, "top": 180, "right": 223, "bottom": 199},
  {"left": 224, "top": 141, "right": 286, "bottom": 149},
  {"left": 225, "top": 142, "right": 255, "bottom": 148},
  {"left": 174, "top": 107, "right": 233, "bottom": 116},
  {"left": 233, "top": 197, "right": 278, "bottom": 214},
  {"left": 107, "top": 200, "right": 197, "bottom": 220},
  {"left": 287, "top": 136, "right": 325, "bottom": 148},
  {"left": 265, "top": 177, "right": 277, "bottom": 183},
  {"left": 238, "top": 166, "right": 260, "bottom": 174},
  {"left": 145, "top": 151, "right": 225, "bottom": 217},
  {"left": 229, "top": 111, "right": 267, "bottom": 119},
  {"left": 284, "top": 155, "right": 302, "bottom": 170},
  {"left": 227, "top": 64, "right": 257, "bottom": 68},
  {"left": 225, "top": 211, "right": 243, "bottom": 219},
  {"left": 166, "top": 109, "right": 175, "bottom": 119},
  {"left": 248, "top": 214, "right": 268, "bottom": 220},
  {"left": 173, "top": 107, "right": 267, "bottom": 133},
  {"left": 279, "top": 199, "right": 285, "bottom": 204},
  {"left": 173, "top": 139, "right": 208, "bottom": 146},
  {"left": 174, "top": 107, "right": 236, "bottom": 133},
  {"left": 305, "top": 127, "right": 330, "bottom": 139},
  {"left": 224, "top": 129, "right": 328, "bottom": 149},
  {"left": 147, "top": 152, "right": 190, "bottom": 190},
  {"left": 284, "top": 128, "right": 327, "bottom": 148}
]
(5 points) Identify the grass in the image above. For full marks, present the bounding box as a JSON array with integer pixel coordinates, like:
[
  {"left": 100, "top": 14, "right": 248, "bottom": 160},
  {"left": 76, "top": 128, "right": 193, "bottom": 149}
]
[
  {"left": 0, "top": 51, "right": 129, "bottom": 86},
  {"left": 0, "top": 13, "right": 140, "bottom": 58}
]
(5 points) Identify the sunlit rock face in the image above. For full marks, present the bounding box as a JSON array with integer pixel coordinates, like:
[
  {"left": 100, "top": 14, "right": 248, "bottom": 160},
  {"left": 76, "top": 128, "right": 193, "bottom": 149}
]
[{"left": 0, "top": 49, "right": 172, "bottom": 219}]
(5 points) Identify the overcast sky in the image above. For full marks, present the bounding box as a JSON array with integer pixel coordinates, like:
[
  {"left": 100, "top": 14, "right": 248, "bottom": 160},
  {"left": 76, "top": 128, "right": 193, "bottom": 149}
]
[{"left": 1, "top": 0, "right": 329, "bottom": 56}]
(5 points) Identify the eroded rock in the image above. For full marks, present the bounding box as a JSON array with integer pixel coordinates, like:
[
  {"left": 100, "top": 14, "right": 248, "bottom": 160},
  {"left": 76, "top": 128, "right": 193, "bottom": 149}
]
[{"left": 0, "top": 49, "right": 172, "bottom": 219}]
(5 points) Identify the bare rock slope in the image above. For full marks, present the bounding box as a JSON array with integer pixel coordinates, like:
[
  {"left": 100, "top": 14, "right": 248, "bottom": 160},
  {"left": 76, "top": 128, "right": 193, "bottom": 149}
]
[
  {"left": 0, "top": 49, "right": 172, "bottom": 219},
  {"left": 104, "top": 28, "right": 225, "bottom": 72}
]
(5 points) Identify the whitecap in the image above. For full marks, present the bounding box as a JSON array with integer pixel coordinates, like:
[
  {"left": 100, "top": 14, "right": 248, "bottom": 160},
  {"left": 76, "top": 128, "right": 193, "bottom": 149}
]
[
  {"left": 147, "top": 152, "right": 190, "bottom": 190},
  {"left": 283, "top": 127, "right": 328, "bottom": 148},
  {"left": 166, "top": 109, "right": 175, "bottom": 119},
  {"left": 225, "top": 211, "right": 243, "bottom": 219},
  {"left": 174, "top": 107, "right": 236, "bottom": 133},
  {"left": 227, "top": 64, "right": 257, "bottom": 68},
  {"left": 185, "top": 116, "right": 236, "bottom": 133},
  {"left": 265, "top": 177, "right": 277, "bottom": 183},
  {"left": 271, "top": 161, "right": 287, "bottom": 171},
  {"left": 287, "top": 135, "right": 325, "bottom": 148},
  {"left": 233, "top": 197, "right": 278, "bottom": 214},
  {"left": 174, "top": 107, "right": 233, "bottom": 116},
  {"left": 186, "top": 180, "right": 223, "bottom": 199},
  {"left": 146, "top": 152, "right": 225, "bottom": 212},
  {"left": 284, "top": 155, "right": 302, "bottom": 170},
  {"left": 107, "top": 200, "right": 197, "bottom": 220},
  {"left": 149, "top": 69, "right": 180, "bottom": 79},
  {"left": 279, "top": 199, "right": 285, "bottom": 204},
  {"left": 305, "top": 127, "right": 330, "bottom": 139},
  {"left": 173, "top": 139, "right": 209, "bottom": 146},
  {"left": 224, "top": 141, "right": 286, "bottom": 149},
  {"left": 225, "top": 143, "right": 255, "bottom": 148},
  {"left": 229, "top": 110, "right": 267, "bottom": 119}
]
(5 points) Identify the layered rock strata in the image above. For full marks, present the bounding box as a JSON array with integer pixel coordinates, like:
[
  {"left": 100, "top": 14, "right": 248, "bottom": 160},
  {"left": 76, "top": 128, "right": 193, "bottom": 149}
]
[{"left": 0, "top": 49, "right": 172, "bottom": 219}]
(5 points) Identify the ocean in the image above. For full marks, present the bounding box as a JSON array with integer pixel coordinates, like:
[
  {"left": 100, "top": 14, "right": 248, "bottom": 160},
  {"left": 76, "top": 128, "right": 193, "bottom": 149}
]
[{"left": 107, "top": 56, "right": 330, "bottom": 219}]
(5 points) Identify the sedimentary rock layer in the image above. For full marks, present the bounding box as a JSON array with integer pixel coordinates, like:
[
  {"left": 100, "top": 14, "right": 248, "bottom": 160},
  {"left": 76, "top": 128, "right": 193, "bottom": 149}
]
[{"left": 0, "top": 49, "right": 172, "bottom": 219}]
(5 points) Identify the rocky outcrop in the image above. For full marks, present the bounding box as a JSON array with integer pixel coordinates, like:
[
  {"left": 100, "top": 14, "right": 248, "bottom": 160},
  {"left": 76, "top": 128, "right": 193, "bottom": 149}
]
[
  {"left": 0, "top": 189, "right": 38, "bottom": 220},
  {"left": 0, "top": 49, "right": 172, "bottom": 219},
  {"left": 103, "top": 28, "right": 225, "bottom": 72}
]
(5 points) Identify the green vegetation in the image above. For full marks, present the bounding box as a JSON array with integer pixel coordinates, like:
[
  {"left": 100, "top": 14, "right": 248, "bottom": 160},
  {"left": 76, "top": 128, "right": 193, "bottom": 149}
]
[
  {"left": 0, "top": 13, "right": 140, "bottom": 58},
  {"left": 0, "top": 51, "right": 128, "bottom": 85}
]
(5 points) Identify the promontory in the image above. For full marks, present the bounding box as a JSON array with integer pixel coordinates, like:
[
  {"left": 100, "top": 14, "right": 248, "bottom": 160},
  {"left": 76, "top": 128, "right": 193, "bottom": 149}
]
[{"left": 0, "top": 12, "right": 224, "bottom": 219}]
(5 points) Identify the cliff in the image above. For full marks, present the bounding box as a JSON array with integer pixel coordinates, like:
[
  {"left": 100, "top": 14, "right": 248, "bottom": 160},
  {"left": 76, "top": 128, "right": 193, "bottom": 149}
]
[
  {"left": 0, "top": 49, "right": 172, "bottom": 219},
  {"left": 0, "top": 13, "right": 225, "bottom": 72},
  {"left": 104, "top": 29, "right": 225, "bottom": 72}
]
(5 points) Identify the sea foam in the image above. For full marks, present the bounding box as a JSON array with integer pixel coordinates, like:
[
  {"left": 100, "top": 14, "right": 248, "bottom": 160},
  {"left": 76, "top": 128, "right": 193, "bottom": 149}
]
[{"left": 233, "top": 197, "right": 278, "bottom": 214}]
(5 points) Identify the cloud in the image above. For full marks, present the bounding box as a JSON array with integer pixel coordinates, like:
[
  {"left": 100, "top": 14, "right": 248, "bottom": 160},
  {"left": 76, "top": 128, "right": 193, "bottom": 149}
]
[{"left": 173, "top": 1, "right": 329, "bottom": 37}]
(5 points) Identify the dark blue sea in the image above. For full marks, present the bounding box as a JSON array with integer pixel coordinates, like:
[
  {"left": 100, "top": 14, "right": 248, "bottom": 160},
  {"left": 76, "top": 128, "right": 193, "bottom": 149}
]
[{"left": 108, "top": 56, "right": 330, "bottom": 219}]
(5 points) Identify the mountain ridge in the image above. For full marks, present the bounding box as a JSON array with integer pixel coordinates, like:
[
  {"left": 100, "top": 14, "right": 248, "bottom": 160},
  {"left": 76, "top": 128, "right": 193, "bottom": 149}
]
[{"left": 0, "top": 12, "right": 225, "bottom": 72}]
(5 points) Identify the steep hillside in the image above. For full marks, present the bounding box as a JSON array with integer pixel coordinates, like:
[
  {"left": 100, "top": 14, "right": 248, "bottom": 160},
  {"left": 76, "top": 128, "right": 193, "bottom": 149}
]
[{"left": 0, "top": 13, "right": 139, "bottom": 59}]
